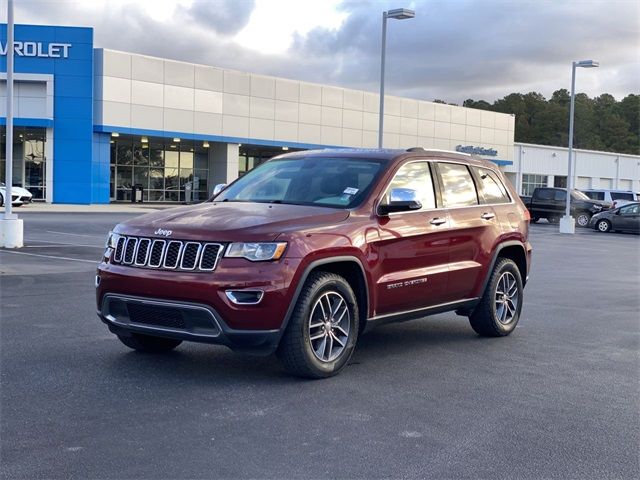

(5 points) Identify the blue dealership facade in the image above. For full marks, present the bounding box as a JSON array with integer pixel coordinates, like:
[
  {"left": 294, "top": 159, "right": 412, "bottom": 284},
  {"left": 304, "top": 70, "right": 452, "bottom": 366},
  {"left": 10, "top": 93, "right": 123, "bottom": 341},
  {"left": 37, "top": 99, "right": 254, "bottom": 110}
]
[{"left": 1, "top": 23, "right": 110, "bottom": 204}]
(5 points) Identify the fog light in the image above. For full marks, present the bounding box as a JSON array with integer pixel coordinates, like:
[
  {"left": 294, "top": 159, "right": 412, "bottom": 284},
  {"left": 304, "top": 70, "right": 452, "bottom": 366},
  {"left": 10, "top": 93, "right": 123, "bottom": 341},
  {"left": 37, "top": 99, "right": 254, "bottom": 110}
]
[
  {"left": 225, "top": 290, "right": 264, "bottom": 305},
  {"left": 95, "top": 275, "right": 101, "bottom": 287}
]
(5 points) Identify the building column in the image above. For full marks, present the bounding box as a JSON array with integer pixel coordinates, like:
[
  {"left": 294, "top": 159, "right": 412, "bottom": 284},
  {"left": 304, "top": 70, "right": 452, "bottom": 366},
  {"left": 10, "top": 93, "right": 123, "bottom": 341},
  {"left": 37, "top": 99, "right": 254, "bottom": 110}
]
[
  {"left": 516, "top": 145, "right": 524, "bottom": 194},
  {"left": 208, "top": 142, "right": 239, "bottom": 195},
  {"left": 45, "top": 127, "right": 54, "bottom": 203}
]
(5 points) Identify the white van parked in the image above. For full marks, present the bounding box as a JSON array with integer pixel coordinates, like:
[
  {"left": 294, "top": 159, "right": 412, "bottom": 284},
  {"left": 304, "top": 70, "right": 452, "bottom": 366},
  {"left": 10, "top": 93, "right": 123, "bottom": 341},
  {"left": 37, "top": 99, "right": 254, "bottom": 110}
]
[{"left": 580, "top": 189, "right": 638, "bottom": 208}]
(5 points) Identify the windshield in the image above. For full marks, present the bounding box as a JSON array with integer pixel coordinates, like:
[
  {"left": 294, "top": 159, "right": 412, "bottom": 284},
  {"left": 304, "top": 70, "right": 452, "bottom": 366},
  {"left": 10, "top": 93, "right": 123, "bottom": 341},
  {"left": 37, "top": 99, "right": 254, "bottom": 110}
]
[
  {"left": 215, "top": 156, "right": 385, "bottom": 209},
  {"left": 571, "top": 189, "right": 590, "bottom": 200}
]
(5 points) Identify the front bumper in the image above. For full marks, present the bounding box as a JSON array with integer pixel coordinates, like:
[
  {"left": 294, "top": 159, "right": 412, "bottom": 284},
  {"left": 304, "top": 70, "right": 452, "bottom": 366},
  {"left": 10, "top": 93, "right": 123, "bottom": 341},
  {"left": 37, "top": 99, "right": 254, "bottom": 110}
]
[
  {"left": 98, "top": 293, "right": 281, "bottom": 355},
  {"left": 96, "top": 256, "right": 303, "bottom": 353}
]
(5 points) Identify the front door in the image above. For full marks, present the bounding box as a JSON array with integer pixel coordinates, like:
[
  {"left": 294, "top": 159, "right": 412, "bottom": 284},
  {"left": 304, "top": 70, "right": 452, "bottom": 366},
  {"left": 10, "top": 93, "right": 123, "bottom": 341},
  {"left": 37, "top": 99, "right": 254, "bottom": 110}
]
[
  {"left": 371, "top": 161, "right": 450, "bottom": 316},
  {"left": 613, "top": 204, "right": 640, "bottom": 232}
]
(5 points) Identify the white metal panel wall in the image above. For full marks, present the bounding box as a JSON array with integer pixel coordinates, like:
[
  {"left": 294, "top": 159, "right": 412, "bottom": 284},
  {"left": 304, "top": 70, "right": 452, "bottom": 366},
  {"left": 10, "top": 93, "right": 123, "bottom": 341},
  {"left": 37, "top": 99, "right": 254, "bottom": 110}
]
[
  {"left": 0, "top": 80, "right": 48, "bottom": 118},
  {"left": 94, "top": 49, "right": 515, "bottom": 161},
  {"left": 511, "top": 143, "right": 640, "bottom": 192}
]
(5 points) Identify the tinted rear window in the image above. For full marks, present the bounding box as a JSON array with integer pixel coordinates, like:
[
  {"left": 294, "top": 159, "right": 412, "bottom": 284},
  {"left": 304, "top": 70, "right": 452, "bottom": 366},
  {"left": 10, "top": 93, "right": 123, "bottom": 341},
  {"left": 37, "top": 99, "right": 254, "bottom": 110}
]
[
  {"left": 611, "top": 192, "right": 634, "bottom": 201},
  {"left": 583, "top": 191, "right": 605, "bottom": 200},
  {"left": 472, "top": 167, "right": 511, "bottom": 204}
]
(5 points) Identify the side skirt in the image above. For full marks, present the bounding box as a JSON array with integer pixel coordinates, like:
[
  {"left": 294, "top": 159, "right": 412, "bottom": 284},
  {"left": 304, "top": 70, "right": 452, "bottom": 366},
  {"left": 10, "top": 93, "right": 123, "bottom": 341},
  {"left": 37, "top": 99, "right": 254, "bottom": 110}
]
[{"left": 363, "top": 298, "right": 480, "bottom": 333}]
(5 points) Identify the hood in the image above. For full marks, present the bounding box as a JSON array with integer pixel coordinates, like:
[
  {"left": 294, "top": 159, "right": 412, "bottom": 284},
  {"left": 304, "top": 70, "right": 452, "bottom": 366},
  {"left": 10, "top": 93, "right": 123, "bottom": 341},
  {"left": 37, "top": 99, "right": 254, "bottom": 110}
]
[{"left": 115, "top": 201, "right": 350, "bottom": 242}]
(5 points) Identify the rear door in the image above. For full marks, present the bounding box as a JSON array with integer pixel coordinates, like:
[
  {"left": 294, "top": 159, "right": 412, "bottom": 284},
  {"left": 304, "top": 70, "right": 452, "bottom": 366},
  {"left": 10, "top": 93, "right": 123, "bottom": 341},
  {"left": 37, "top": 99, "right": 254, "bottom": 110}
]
[
  {"left": 435, "top": 162, "right": 502, "bottom": 302},
  {"left": 372, "top": 161, "right": 450, "bottom": 315}
]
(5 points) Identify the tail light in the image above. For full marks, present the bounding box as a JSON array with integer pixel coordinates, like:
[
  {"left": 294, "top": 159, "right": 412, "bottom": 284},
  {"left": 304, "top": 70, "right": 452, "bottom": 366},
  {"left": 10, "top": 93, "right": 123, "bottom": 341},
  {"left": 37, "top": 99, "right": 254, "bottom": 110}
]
[{"left": 523, "top": 208, "right": 531, "bottom": 222}]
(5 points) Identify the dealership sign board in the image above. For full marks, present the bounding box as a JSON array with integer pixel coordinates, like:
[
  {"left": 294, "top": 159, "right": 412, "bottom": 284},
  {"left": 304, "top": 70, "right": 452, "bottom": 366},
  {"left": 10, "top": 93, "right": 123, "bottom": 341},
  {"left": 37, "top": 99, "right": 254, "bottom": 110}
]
[
  {"left": 0, "top": 41, "right": 72, "bottom": 58},
  {"left": 456, "top": 145, "right": 498, "bottom": 156}
]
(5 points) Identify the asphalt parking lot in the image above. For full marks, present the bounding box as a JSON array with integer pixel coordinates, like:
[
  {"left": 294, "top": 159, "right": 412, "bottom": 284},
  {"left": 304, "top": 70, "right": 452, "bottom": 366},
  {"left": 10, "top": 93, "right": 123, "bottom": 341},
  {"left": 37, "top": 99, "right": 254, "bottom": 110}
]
[{"left": 1, "top": 212, "right": 638, "bottom": 479}]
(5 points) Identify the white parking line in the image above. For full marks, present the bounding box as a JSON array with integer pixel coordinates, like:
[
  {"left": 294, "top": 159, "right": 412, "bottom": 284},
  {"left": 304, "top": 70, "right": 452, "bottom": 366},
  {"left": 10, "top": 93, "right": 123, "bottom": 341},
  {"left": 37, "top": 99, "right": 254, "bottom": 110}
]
[
  {"left": 46, "top": 230, "right": 105, "bottom": 239},
  {"left": 24, "top": 239, "right": 104, "bottom": 248},
  {"left": 0, "top": 250, "right": 99, "bottom": 264}
]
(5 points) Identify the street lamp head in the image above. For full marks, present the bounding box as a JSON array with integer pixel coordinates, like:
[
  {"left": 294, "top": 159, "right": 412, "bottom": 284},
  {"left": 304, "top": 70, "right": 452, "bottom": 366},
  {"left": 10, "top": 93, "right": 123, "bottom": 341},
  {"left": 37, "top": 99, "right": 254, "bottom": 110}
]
[
  {"left": 575, "top": 60, "right": 599, "bottom": 68},
  {"left": 386, "top": 8, "right": 415, "bottom": 19}
]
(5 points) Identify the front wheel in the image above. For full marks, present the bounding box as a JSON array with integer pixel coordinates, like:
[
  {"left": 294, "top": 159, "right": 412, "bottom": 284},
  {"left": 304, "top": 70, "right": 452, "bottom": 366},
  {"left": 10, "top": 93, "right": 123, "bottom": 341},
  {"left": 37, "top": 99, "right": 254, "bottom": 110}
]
[
  {"left": 277, "top": 272, "right": 359, "bottom": 379},
  {"left": 596, "top": 219, "right": 611, "bottom": 233},
  {"left": 0, "top": 193, "right": 4, "bottom": 207},
  {"left": 469, "top": 258, "right": 523, "bottom": 337},
  {"left": 576, "top": 212, "right": 591, "bottom": 227},
  {"left": 117, "top": 333, "right": 182, "bottom": 353}
]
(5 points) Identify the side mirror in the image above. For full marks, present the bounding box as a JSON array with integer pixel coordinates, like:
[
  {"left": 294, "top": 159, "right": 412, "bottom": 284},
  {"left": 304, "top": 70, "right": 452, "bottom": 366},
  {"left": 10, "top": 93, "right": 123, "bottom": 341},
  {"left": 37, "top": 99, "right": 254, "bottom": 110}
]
[
  {"left": 378, "top": 188, "right": 422, "bottom": 216},
  {"left": 212, "top": 183, "right": 227, "bottom": 196}
]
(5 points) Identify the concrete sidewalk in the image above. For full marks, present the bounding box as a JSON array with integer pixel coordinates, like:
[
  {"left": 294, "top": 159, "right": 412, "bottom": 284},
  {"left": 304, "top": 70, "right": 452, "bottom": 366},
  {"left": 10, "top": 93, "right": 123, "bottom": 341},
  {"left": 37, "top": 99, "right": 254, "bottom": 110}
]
[{"left": 1, "top": 202, "right": 184, "bottom": 214}]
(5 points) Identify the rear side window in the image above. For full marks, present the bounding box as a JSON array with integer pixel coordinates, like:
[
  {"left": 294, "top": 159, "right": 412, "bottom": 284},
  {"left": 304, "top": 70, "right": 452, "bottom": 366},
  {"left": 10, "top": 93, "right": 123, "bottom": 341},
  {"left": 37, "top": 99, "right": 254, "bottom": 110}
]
[
  {"left": 584, "top": 191, "right": 604, "bottom": 200},
  {"left": 554, "top": 190, "right": 567, "bottom": 201},
  {"left": 438, "top": 162, "right": 478, "bottom": 207},
  {"left": 473, "top": 167, "right": 511, "bottom": 204},
  {"left": 611, "top": 192, "right": 634, "bottom": 201},
  {"left": 383, "top": 161, "right": 436, "bottom": 210}
]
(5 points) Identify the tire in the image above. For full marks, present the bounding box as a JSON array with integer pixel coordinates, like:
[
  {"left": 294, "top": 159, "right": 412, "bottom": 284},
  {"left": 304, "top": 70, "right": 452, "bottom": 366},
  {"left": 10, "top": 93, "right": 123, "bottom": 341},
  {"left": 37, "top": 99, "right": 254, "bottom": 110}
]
[
  {"left": 277, "top": 271, "right": 359, "bottom": 379},
  {"left": 596, "top": 219, "right": 611, "bottom": 233},
  {"left": 531, "top": 217, "right": 540, "bottom": 224},
  {"left": 576, "top": 212, "right": 591, "bottom": 227},
  {"left": 0, "top": 193, "right": 4, "bottom": 207},
  {"left": 117, "top": 333, "right": 182, "bottom": 353},
  {"left": 547, "top": 216, "right": 560, "bottom": 225},
  {"left": 469, "top": 258, "right": 523, "bottom": 337}
]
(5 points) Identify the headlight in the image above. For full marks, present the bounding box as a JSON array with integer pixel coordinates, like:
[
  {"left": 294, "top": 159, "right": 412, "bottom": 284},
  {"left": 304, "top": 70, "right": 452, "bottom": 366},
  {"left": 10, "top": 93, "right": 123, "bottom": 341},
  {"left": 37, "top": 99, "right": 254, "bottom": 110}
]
[
  {"left": 592, "top": 204, "right": 602, "bottom": 211},
  {"left": 225, "top": 242, "right": 287, "bottom": 261},
  {"left": 105, "top": 231, "right": 120, "bottom": 249}
]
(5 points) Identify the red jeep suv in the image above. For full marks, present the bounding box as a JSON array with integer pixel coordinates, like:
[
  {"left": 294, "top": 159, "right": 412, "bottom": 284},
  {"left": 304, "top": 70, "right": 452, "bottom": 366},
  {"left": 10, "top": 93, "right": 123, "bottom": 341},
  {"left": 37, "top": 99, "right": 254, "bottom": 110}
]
[{"left": 97, "top": 148, "right": 531, "bottom": 378}]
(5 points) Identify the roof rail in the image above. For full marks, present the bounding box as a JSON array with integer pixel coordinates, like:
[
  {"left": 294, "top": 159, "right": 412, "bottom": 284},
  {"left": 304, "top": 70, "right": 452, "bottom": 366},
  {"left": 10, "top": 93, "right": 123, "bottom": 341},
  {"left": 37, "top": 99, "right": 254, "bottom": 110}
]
[{"left": 405, "top": 147, "right": 472, "bottom": 156}]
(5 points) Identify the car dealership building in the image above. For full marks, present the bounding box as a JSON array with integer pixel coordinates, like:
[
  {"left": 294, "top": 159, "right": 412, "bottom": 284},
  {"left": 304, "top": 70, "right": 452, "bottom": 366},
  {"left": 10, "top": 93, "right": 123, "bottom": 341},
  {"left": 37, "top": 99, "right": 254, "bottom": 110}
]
[{"left": 1, "top": 24, "right": 638, "bottom": 204}]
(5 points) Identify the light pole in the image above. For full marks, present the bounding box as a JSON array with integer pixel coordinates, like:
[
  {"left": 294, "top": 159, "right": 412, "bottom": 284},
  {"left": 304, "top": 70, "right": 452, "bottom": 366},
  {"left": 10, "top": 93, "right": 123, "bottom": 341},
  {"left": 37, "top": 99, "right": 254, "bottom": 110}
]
[
  {"left": 378, "top": 7, "right": 415, "bottom": 148},
  {"left": 559, "top": 59, "right": 599, "bottom": 234},
  {"left": 1, "top": 0, "right": 23, "bottom": 248}
]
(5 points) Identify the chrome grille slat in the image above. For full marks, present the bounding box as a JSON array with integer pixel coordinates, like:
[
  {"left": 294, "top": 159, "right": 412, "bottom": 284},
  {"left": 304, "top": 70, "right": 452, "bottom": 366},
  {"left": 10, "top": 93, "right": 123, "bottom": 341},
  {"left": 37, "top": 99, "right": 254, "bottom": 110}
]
[
  {"left": 123, "top": 238, "right": 138, "bottom": 264},
  {"left": 111, "top": 236, "right": 222, "bottom": 272}
]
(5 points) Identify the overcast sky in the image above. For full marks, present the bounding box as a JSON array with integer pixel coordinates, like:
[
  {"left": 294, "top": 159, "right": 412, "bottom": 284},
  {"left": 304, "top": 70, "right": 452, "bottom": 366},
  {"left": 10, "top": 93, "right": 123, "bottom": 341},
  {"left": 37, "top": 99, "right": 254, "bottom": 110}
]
[{"left": 8, "top": 0, "right": 640, "bottom": 104}]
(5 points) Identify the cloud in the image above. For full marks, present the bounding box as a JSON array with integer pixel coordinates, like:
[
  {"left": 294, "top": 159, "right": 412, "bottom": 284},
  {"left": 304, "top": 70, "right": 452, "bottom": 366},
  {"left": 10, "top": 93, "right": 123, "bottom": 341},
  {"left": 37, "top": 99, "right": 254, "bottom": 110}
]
[{"left": 9, "top": 0, "right": 640, "bottom": 103}]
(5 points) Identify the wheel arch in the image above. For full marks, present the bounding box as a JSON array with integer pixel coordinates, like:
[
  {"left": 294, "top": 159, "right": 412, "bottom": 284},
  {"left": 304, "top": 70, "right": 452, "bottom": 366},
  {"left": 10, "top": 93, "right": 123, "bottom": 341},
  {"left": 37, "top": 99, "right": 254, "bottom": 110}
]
[
  {"left": 278, "top": 256, "right": 370, "bottom": 342},
  {"left": 478, "top": 241, "right": 529, "bottom": 298}
]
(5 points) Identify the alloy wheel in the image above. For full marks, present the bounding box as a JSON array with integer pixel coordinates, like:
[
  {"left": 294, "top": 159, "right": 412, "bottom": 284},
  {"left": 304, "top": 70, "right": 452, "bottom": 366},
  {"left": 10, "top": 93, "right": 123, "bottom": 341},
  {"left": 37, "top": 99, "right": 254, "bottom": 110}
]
[
  {"left": 577, "top": 214, "right": 590, "bottom": 227},
  {"left": 598, "top": 220, "right": 610, "bottom": 232},
  {"left": 308, "top": 291, "right": 350, "bottom": 362},
  {"left": 494, "top": 272, "right": 519, "bottom": 325}
]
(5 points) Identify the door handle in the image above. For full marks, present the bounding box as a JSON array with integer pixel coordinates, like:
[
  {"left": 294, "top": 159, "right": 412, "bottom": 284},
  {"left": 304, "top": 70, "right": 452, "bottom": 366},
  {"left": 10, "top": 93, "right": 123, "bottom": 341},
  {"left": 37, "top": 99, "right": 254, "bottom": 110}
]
[
  {"left": 480, "top": 212, "right": 495, "bottom": 220},
  {"left": 430, "top": 217, "right": 446, "bottom": 226}
]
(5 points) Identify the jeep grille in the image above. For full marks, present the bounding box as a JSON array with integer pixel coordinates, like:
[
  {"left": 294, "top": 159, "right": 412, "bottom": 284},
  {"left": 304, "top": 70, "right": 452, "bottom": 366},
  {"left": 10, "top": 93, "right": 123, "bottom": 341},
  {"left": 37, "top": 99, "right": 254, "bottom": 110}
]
[{"left": 112, "top": 235, "right": 223, "bottom": 272}]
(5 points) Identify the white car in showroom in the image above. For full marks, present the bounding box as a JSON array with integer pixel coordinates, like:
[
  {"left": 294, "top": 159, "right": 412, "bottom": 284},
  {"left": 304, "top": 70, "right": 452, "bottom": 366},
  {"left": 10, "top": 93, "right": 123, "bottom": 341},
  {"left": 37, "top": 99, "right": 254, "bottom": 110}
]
[{"left": 0, "top": 182, "right": 33, "bottom": 206}]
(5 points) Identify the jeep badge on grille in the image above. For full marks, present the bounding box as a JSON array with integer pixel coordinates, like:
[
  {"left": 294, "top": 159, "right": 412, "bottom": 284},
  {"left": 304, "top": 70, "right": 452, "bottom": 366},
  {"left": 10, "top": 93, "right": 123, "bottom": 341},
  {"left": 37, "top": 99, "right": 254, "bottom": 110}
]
[{"left": 154, "top": 228, "right": 172, "bottom": 237}]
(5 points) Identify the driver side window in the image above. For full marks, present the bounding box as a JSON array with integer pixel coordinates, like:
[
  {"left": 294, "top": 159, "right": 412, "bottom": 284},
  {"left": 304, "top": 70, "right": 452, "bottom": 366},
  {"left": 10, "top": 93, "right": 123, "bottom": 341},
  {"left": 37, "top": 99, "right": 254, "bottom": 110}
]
[
  {"left": 382, "top": 162, "right": 436, "bottom": 210},
  {"left": 620, "top": 204, "right": 639, "bottom": 215}
]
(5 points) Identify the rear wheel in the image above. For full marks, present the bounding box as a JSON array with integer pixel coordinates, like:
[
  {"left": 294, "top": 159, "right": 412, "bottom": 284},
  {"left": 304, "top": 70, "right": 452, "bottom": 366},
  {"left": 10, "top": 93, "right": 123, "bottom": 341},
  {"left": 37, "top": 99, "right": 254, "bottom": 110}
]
[
  {"left": 531, "top": 217, "right": 540, "bottom": 224},
  {"left": 596, "top": 219, "right": 611, "bottom": 233},
  {"left": 547, "top": 216, "right": 560, "bottom": 225},
  {"left": 576, "top": 212, "right": 591, "bottom": 227},
  {"left": 117, "top": 333, "right": 182, "bottom": 353},
  {"left": 0, "top": 193, "right": 4, "bottom": 207},
  {"left": 469, "top": 258, "right": 523, "bottom": 337},
  {"left": 277, "top": 272, "right": 359, "bottom": 379}
]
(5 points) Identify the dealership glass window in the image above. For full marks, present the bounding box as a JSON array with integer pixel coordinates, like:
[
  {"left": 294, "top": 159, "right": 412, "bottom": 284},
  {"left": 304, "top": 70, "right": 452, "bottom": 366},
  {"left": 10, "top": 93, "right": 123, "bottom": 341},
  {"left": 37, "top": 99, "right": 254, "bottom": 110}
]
[
  {"left": 438, "top": 162, "right": 478, "bottom": 207},
  {"left": 0, "top": 127, "right": 47, "bottom": 200},
  {"left": 110, "top": 136, "right": 210, "bottom": 202},
  {"left": 554, "top": 176, "right": 567, "bottom": 188},
  {"left": 521, "top": 174, "right": 548, "bottom": 196}
]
